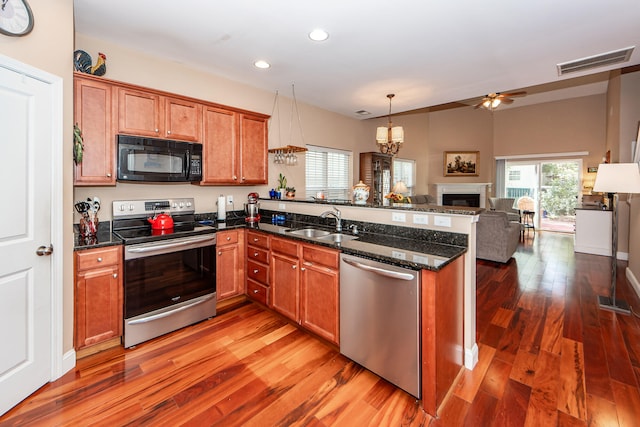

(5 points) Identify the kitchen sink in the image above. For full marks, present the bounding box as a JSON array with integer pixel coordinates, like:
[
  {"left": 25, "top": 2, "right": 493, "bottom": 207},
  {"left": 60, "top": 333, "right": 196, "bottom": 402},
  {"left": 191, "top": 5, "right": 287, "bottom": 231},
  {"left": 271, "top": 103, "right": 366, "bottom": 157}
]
[
  {"left": 315, "top": 233, "right": 359, "bottom": 243},
  {"left": 286, "top": 228, "right": 332, "bottom": 238}
]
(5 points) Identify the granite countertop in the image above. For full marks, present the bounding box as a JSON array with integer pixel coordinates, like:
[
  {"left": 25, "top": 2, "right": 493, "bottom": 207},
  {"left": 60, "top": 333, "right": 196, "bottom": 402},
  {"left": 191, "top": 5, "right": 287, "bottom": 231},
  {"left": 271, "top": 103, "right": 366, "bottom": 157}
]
[
  {"left": 73, "top": 222, "right": 122, "bottom": 251},
  {"left": 74, "top": 213, "right": 467, "bottom": 271},
  {"left": 213, "top": 216, "right": 467, "bottom": 272}
]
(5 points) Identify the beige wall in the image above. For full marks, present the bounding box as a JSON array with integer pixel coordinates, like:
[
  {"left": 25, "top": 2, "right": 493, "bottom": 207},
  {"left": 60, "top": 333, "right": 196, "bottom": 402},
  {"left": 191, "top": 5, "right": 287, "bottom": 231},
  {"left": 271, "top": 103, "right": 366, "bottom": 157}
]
[
  {"left": 0, "top": 0, "right": 75, "bottom": 353},
  {"left": 621, "top": 71, "right": 640, "bottom": 280},
  {"left": 73, "top": 34, "right": 371, "bottom": 219}
]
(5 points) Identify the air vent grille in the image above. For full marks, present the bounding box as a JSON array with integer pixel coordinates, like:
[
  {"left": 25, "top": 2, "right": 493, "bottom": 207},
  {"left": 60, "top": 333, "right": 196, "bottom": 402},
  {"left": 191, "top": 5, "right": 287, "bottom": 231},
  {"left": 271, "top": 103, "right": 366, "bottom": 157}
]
[{"left": 557, "top": 46, "right": 634, "bottom": 76}]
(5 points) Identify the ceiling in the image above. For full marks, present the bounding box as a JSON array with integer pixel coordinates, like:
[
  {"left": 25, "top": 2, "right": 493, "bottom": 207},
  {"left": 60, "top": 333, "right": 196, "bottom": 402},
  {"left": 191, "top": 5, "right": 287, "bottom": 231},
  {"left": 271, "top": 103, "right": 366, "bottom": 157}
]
[{"left": 73, "top": 1, "right": 640, "bottom": 118}]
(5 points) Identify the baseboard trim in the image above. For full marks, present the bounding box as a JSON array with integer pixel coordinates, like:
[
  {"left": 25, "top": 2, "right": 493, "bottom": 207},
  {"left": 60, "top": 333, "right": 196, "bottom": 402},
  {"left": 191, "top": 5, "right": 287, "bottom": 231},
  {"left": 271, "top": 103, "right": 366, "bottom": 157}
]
[
  {"left": 465, "top": 343, "right": 478, "bottom": 370},
  {"left": 626, "top": 267, "right": 640, "bottom": 302}
]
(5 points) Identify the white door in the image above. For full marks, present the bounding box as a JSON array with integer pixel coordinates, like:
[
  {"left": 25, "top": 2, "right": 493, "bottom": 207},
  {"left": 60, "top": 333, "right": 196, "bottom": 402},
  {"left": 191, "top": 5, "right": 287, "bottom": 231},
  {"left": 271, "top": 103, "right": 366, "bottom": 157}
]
[{"left": 0, "top": 62, "right": 54, "bottom": 414}]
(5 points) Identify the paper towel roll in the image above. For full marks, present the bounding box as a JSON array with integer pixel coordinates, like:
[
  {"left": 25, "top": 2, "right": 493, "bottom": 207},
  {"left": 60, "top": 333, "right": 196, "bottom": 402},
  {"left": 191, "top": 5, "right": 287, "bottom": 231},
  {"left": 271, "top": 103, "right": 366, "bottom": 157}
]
[{"left": 217, "top": 195, "right": 226, "bottom": 221}]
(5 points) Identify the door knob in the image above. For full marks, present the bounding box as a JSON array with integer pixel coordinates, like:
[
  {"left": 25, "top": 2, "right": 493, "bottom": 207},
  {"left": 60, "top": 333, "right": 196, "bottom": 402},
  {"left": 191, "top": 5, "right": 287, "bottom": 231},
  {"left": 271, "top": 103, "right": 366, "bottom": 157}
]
[{"left": 36, "top": 245, "right": 53, "bottom": 256}]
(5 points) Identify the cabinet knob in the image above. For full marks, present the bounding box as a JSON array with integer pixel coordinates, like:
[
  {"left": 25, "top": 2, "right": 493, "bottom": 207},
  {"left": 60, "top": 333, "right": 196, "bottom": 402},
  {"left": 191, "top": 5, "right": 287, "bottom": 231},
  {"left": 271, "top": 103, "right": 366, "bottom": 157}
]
[
  {"left": 233, "top": 175, "right": 238, "bottom": 180},
  {"left": 253, "top": 269, "right": 259, "bottom": 274},
  {"left": 113, "top": 273, "right": 118, "bottom": 279},
  {"left": 97, "top": 257, "right": 103, "bottom": 262},
  {"left": 241, "top": 176, "right": 246, "bottom": 181},
  {"left": 106, "top": 173, "right": 112, "bottom": 178},
  {"left": 167, "top": 130, "right": 171, "bottom": 135},
  {"left": 292, "top": 265, "right": 297, "bottom": 270},
  {"left": 155, "top": 128, "right": 159, "bottom": 133},
  {"left": 226, "top": 236, "right": 231, "bottom": 241},
  {"left": 300, "top": 267, "right": 306, "bottom": 271},
  {"left": 253, "top": 238, "right": 259, "bottom": 242},
  {"left": 254, "top": 252, "right": 259, "bottom": 257},
  {"left": 253, "top": 289, "right": 259, "bottom": 294},
  {"left": 218, "top": 251, "right": 222, "bottom": 256}
]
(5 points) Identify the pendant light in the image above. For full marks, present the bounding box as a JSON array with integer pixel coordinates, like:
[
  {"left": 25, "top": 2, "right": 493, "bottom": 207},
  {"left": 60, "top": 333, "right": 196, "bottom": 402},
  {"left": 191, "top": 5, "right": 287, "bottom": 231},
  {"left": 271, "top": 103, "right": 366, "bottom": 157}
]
[{"left": 376, "top": 94, "right": 404, "bottom": 155}]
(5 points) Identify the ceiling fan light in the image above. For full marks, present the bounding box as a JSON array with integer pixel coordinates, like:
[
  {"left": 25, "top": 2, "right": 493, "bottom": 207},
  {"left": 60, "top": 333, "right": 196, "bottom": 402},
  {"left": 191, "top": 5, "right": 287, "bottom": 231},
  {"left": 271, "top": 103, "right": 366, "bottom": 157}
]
[
  {"left": 482, "top": 99, "right": 491, "bottom": 109},
  {"left": 492, "top": 98, "right": 501, "bottom": 108}
]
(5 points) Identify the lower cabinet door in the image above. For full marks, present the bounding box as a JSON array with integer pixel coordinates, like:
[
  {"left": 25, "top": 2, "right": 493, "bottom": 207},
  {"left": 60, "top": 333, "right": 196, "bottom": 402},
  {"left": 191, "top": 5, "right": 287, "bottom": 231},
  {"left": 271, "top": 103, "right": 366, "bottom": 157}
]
[
  {"left": 75, "top": 265, "right": 122, "bottom": 349},
  {"left": 270, "top": 252, "right": 299, "bottom": 321},
  {"left": 300, "top": 263, "right": 339, "bottom": 345}
]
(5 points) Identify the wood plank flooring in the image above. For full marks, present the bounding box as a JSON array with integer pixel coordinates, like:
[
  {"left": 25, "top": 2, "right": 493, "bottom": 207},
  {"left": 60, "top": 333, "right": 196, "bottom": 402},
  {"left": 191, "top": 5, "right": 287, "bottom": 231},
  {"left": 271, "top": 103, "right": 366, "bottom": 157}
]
[{"left": 3, "top": 231, "right": 640, "bottom": 426}]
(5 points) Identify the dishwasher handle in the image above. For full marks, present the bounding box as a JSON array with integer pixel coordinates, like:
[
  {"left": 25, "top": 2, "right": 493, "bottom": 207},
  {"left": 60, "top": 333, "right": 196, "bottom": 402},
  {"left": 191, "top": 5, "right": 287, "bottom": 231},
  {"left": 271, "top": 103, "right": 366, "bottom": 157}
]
[{"left": 342, "top": 257, "right": 416, "bottom": 281}]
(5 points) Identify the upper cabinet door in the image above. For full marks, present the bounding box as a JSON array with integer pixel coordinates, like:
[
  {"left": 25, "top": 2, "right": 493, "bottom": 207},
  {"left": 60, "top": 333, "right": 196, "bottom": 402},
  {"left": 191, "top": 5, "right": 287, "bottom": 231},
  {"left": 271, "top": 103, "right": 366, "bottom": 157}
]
[
  {"left": 117, "top": 88, "right": 163, "bottom": 137},
  {"left": 164, "top": 97, "right": 201, "bottom": 142},
  {"left": 74, "top": 77, "right": 116, "bottom": 186},
  {"left": 239, "top": 114, "right": 268, "bottom": 184},
  {"left": 201, "top": 106, "right": 238, "bottom": 184}
]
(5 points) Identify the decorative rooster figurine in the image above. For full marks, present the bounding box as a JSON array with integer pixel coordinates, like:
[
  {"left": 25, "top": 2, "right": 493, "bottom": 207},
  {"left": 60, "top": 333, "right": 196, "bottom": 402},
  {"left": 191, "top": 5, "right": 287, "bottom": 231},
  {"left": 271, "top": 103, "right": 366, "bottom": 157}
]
[{"left": 73, "top": 50, "right": 107, "bottom": 76}]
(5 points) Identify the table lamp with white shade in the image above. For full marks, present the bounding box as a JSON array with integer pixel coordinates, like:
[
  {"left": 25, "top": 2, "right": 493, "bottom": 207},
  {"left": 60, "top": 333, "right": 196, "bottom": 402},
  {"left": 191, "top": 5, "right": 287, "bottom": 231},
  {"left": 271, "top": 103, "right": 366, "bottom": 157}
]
[{"left": 592, "top": 162, "right": 640, "bottom": 314}]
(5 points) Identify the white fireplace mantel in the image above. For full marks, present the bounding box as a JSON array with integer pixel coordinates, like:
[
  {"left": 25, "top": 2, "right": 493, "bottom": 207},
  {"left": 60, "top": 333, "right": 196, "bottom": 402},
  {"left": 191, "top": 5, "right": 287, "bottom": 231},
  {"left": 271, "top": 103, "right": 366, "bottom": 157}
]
[{"left": 434, "top": 182, "right": 492, "bottom": 209}]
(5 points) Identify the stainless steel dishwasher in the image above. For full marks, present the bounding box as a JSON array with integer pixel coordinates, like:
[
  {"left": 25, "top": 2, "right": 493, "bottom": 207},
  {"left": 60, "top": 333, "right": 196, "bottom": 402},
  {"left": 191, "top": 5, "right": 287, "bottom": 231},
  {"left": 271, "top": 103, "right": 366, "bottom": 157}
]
[{"left": 340, "top": 254, "right": 421, "bottom": 398}]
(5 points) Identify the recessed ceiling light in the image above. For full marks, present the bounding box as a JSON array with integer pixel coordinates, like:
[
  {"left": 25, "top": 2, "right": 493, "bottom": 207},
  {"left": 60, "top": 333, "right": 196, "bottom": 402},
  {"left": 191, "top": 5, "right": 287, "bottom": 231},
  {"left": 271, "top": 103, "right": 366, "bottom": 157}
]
[
  {"left": 355, "top": 110, "right": 371, "bottom": 116},
  {"left": 309, "top": 29, "right": 329, "bottom": 42},
  {"left": 254, "top": 60, "right": 271, "bottom": 69}
]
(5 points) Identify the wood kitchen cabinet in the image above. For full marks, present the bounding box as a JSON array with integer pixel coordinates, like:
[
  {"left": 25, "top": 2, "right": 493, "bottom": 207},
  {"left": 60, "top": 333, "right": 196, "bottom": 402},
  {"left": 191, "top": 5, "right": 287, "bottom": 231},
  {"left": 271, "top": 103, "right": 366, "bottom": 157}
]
[
  {"left": 300, "top": 244, "right": 340, "bottom": 345},
  {"left": 270, "top": 237, "right": 300, "bottom": 321},
  {"left": 246, "top": 230, "right": 271, "bottom": 305},
  {"left": 117, "top": 87, "right": 201, "bottom": 141},
  {"left": 74, "top": 75, "right": 116, "bottom": 186},
  {"left": 201, "top": 106, "right": 268, "bottom": 185},
  {"left": 216, "top": 229, "right": 245, "bottom": 301},
  {"left": 75, "top": 246, "right": 123, "bottom": 350}
]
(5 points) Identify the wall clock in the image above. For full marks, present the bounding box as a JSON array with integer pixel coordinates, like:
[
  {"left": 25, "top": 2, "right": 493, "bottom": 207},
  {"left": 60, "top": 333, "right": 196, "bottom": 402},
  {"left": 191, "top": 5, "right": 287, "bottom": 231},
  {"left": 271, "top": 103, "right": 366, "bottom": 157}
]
[{"left": 0, "top": 0, "right": 34, "bottom": 37}]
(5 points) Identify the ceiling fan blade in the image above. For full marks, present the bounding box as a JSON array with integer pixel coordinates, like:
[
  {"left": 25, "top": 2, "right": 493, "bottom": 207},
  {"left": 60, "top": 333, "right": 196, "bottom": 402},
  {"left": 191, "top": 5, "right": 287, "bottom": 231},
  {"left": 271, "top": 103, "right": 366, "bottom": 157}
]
[
  {"left": 500, "top": 98, "right": 515, "bottom": 104},
  {"left": 473, "top": 101, "right": 484, "bottom": 109},
  {"left": 499, "top": 91, "right": 527, "bottom": 98}
]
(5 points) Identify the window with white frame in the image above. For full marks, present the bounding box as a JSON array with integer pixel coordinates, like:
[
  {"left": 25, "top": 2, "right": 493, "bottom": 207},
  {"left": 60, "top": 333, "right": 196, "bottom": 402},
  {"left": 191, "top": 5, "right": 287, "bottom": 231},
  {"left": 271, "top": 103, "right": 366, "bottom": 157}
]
[
  {"left": 393, "top": 158, "right": 415, "bottom": 195},
  {"left": 305, "top": 145, "right": 353, "bottom": 200}
]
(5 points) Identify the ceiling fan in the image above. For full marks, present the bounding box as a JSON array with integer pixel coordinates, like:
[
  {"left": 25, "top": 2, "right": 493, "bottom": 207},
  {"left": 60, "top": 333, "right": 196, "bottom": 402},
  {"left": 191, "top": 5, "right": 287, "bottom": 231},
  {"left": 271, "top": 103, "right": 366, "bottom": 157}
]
[{"left": 474, "top": 91, "right": 527, "bottom": 111}]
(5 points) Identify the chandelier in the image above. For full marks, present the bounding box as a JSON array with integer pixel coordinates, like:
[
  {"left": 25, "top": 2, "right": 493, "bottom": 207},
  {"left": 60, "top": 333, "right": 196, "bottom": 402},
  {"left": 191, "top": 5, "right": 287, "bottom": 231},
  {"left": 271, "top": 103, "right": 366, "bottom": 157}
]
[{"left": 376, "top": 94, "right": 404, "bottom": 155}]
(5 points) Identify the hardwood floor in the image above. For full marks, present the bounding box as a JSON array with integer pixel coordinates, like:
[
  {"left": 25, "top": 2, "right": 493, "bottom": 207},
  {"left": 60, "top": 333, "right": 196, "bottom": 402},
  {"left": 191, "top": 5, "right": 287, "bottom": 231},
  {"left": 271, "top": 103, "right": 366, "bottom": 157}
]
[{"left": 3, "top": 231, "right": 640, "bottom": 426}]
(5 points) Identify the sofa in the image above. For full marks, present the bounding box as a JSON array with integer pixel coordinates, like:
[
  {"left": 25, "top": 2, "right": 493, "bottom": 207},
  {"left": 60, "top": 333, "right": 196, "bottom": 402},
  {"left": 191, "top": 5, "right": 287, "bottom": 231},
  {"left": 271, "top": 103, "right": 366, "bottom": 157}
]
[
  {"left": 488, "top": 197, "right": 520, "bottom": 222},
  {"left": 476, "top": 211, "right": 522, "bottom": 263},
  {"left": 411, "top": 194, "right": 436, "bottom": 204}
]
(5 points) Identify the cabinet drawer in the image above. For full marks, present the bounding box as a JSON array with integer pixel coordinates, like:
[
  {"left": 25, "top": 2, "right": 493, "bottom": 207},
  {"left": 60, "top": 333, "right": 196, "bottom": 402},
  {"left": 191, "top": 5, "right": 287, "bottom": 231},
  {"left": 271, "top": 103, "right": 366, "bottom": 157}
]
[
  {"left": 301, "top": 244, "right": 339, "bottom": 269},
  {"left": 76, "top": 246, "right": 121, "bottom": 271},
  {"left": 271, "top": 237, "right": 298, "bottom": 257},
  {"left": 247, "top": 259, "right": 269, "bottom": 284},
  {"left": 247, "top": 245, "right": 269, "bottom": 264},
  {"left": 247, "top": 231, "right": 270, "bottom": 249},
  {"left": 247, "top": 279, "right": 269, "bottom": 305},
  {"left": 217, "top": 230, "right": 238, "bottom": 246}
]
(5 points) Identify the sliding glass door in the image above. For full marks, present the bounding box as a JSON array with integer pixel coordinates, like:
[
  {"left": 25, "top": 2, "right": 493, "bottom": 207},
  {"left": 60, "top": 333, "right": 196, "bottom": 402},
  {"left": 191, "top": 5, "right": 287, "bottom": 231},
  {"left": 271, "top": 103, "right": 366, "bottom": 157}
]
[{"left": 505, "top": 159, "right": 581, "bottom": 232}]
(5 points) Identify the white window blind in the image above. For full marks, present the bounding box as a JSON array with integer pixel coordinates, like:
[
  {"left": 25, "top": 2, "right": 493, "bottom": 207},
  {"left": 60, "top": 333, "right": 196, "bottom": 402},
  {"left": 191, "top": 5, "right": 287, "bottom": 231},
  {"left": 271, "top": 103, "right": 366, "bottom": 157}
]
[
  {"left": 393, "top": 158, "right": 415, "bottom": 195},
  {"left": 306, "top": 145, "right": 352, "bottom": 200}
]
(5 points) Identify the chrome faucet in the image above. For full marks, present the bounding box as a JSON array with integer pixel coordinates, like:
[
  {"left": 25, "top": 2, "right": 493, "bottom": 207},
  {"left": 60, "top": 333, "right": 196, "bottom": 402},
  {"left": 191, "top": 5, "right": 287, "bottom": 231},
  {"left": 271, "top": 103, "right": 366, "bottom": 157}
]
[{"left": 320, "top": 207, "right": 342, "bottom": 232}]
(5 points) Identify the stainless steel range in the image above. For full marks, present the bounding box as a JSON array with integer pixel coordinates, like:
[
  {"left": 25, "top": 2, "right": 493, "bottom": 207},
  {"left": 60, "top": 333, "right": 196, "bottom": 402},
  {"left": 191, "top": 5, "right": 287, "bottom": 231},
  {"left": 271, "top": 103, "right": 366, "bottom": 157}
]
[{"left": 112, "top": 198, "right": 216, "bottom": 348}]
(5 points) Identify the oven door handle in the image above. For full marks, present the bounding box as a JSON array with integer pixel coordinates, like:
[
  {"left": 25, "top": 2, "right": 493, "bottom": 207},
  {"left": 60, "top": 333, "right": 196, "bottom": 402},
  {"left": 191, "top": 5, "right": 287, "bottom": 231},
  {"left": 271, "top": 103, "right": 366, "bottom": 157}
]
[
  {"left": 127, "top": 294, "right": 215, "bottom": 325},
  {"left": 127, "top": 235, "right": 215, "bottom": 254}
]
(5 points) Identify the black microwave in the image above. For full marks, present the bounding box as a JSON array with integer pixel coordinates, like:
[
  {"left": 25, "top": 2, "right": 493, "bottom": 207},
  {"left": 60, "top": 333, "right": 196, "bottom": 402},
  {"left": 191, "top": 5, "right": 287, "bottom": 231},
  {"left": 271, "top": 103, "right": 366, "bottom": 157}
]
[{"left": 117, "top": 135, "right": 203, "bottom": 182}]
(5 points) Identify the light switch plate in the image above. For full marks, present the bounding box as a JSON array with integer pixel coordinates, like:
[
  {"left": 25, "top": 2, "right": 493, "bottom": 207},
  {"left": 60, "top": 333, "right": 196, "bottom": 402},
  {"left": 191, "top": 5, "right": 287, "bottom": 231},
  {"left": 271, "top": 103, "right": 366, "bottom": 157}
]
[
  {"left": 413, "top": 214, "right": 428, "bottom": 225},
  {"left": 391, "top": 212, "right": 406, "bottom": 222},
  {"left": 434, "top": 216, "right": 452, "bottom": 227}
]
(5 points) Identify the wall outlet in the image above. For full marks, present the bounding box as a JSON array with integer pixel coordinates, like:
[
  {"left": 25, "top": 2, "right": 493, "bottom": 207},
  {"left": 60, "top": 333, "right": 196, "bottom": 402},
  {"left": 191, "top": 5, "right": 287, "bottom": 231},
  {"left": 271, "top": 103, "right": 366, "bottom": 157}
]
[
  {"left": 413, "top": 214, "right": 428, "bottom": 225},
  {"left": 391, "top": 212, "right": 406, "bottom": 223},
  {"left": 278, "top": 203, "right": 286, "bottom": 210},
  {"left": 227, "top": 195, "right": 233, "bottom": 205},
  {"left": 434, "top": 216, "right": 452, "bottom": 227}
]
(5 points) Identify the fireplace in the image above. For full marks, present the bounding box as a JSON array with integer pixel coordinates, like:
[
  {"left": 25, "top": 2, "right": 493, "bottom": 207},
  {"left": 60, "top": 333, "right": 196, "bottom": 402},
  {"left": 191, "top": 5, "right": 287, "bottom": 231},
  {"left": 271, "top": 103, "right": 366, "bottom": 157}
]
[
  {"left": 442, "top": 193, "right": 480, "bottom": 207},
  {"left": 434, "top": 182, "right": 491, "bottom": 209}
]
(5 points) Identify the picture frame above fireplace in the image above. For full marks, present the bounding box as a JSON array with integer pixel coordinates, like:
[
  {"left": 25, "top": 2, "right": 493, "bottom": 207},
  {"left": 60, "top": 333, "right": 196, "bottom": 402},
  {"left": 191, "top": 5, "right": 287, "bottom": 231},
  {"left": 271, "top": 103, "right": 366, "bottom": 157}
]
[{"left": 444, "top": 151, "right": 479, "bottom": 177}]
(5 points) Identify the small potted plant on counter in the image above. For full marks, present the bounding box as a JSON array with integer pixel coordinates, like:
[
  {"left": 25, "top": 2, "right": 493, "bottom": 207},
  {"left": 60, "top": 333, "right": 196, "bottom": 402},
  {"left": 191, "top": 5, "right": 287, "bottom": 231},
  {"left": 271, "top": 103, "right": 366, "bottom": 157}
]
[{"left": 277, "top": 173, "right": 287, "bottom": 199}]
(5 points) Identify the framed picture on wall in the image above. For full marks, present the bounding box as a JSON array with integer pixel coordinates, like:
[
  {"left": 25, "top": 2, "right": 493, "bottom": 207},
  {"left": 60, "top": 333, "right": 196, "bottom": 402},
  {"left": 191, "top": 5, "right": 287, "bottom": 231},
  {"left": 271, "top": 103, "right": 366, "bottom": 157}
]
[{"left": 444, "top": 151, "right": 479, "bottom": 176}]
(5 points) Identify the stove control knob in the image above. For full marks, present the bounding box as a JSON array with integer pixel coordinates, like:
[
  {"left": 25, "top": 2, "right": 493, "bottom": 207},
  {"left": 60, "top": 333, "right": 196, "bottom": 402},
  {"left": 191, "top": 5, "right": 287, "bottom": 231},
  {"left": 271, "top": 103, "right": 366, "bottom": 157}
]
[
  {"left": 186, "top": 201, "right": 192, "bottom": 208},
  {"left": 172, "top": 202, "right": 178, "bottom": 208},
  {"left": 119, "top": 204, "right": 125, "bottom": 211},
  {"left": 179, "top": 202, "right": 185, "bottom": 208},
  {"left": 129, "top": 204, "right": 135, "bottom": 211}
]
